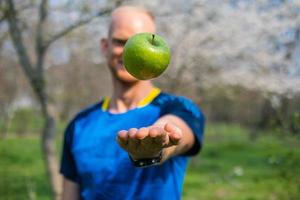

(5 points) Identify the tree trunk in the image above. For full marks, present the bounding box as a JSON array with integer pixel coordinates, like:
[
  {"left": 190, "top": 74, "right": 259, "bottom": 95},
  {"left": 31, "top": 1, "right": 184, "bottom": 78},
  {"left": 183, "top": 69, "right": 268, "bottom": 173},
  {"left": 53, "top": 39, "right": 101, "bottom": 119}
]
[
  {"left": 5, "top": 1, "right": 121, "bottom": 198},
  {"left": 34, "top": 72, "right": 61, "bottom": 199},
  {"left": 42, "top": 115, "right": 61, "bottom": 200}
]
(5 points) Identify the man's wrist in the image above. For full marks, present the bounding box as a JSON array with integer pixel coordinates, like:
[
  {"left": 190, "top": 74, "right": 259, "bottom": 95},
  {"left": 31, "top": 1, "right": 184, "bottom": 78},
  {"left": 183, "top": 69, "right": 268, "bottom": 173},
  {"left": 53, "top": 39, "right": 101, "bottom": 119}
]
[{"left": 129, "top": 151, "right": 163, "bottom": 168}]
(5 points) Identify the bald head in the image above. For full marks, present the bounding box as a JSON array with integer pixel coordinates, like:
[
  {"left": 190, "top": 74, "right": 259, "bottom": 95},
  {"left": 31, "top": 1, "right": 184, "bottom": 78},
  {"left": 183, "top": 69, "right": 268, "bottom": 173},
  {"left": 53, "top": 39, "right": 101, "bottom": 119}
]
[
  {"left": 101, "top": 6, "right": 157, "bottom": 83},
  {"left": 108, "top": 6, "right": 156, "bottom": 38}
]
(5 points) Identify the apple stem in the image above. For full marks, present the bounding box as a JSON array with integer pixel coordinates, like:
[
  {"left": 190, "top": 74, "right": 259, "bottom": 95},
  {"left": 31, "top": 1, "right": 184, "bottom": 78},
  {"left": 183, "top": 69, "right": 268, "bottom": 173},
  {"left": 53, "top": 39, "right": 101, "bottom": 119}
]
[{"left": 152, "top": 34, "right": 155, "bottom": 44}]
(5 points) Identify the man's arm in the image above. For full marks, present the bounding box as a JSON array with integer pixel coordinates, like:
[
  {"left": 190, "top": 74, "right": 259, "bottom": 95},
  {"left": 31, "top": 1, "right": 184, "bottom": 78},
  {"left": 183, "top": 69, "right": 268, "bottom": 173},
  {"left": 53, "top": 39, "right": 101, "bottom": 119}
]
[
  {"left": 62, "top": 178, "right": 80, "bottom": 200},
  {"left": 117, "top": 114, "right": 195, "bottom": 163}
]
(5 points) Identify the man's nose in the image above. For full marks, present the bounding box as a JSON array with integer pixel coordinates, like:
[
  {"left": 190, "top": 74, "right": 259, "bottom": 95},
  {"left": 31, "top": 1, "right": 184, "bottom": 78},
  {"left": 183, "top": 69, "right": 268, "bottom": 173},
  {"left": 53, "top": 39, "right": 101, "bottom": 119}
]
[{"left": 114, "top": 45, "right": 124, "bottom": 56}]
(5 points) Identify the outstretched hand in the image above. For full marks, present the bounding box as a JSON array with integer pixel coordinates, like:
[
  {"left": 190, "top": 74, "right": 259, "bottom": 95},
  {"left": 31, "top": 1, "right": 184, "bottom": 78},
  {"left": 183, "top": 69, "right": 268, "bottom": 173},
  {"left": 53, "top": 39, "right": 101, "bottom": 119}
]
[{"left": 117, "top": 123, "right": 182, "bottom": 160}]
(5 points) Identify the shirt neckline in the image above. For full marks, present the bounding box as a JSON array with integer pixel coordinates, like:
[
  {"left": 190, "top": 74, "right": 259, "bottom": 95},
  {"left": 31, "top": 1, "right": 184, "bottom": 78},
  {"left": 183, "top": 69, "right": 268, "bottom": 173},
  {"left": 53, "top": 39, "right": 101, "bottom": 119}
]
[{"left": 101, "top": 87, "right": 161, "bottom": 113}]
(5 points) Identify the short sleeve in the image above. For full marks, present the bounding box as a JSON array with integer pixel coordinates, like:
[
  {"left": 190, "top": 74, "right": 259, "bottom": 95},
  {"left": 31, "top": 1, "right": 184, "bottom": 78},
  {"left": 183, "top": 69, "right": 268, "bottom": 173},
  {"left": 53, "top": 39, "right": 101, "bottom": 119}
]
[
  {"left": 155, "top": 94, "right": 205, "bottom": 156},
  {"left": 60, "top": 121, "right": 79, "bottom": 183}
]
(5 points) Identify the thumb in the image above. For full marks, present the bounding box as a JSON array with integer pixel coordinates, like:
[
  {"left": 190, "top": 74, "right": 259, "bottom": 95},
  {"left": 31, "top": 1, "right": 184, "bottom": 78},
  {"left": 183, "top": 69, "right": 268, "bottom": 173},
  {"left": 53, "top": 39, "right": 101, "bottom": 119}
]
[{"left": 164, "top": 123, "right": 182, "bottom": 146}]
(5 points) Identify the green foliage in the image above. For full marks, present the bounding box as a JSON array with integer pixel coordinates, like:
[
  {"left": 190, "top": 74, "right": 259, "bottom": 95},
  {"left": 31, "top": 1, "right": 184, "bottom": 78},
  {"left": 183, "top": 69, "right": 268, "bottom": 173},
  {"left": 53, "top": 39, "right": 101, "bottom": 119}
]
[
  {"left": 8, "top": 108, "right": 44, "bottom": 135},
  {"left": 0, "top": 123, "right": 299, "bottom": 199},
  {"left": 198, "top": 85, "right": 300, "bottom": 135},
  {"left": 0, "top": 107, "right": 68, "bottom": 137}
]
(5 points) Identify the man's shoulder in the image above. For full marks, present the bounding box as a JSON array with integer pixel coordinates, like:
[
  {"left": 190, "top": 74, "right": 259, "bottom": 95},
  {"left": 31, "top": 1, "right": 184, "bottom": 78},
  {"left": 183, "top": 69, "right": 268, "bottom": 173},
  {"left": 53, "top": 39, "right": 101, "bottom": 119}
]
[
  {"left": 153, "top": 92, "right": 197, "bottom": 107},
  {"left": 70, "top": 101, "right": 103, "bottom": 124},
  {"left": 62, "top": 101, "right": 103, "bottom": 140},
  {"left": 155, "top": 91, "right": 190, "bottom": 99},
  {"left": 153, "top": 92, "right": 203, "bottom": 118}
]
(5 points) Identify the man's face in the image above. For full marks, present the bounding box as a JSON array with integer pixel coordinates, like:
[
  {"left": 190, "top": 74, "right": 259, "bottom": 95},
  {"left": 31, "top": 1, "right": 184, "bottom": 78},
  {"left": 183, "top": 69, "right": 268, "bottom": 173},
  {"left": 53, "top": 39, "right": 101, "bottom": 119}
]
[{"left": 101, "top": 10, "right": 155, "bottom": 83}]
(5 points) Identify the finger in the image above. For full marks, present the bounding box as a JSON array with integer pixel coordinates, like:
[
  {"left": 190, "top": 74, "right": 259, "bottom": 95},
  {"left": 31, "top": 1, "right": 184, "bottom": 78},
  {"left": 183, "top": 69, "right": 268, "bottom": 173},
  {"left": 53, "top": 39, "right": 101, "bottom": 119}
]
[
  {"left": 169, "top": 135, "right": 181, "bottom": 146},
  {"left": 139, "top": 127, "right": 160, "bottom": 150},
  {"left": 127, "top": 128, "right": 140, "bottom": 150},
  {"left": 164, "top": 123, "right": 182, "bottom": 146},
  {"left": 149, "top": 127, "right": 169, "bottom": 149},
  {"left": 117, "top": 130, "right": 129, "bottom": 143},
  {"left": 136, "top": 127, "right": 149, "bottom": 140},
  {"left": 128, "top": 128, "right": 138, "bottom": 139},
  {"left": 118, "top": 130, "right": 128, "bottom": 139},
  {"left": 164, "top": 123, "right": 182, "bottom": 139},
  {"left": 154, "top": 130, "right": 168, "bottom": 146},
  {"left": 116, "top": 130, "right": 129, "bottom": 150},
  {"left": 149, "top": 127, "right": 160, "bottom": 138}
]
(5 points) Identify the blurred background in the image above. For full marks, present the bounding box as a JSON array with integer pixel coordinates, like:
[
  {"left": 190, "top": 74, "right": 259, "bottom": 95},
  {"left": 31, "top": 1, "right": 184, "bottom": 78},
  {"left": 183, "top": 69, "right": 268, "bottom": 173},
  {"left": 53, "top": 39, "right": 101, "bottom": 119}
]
[{"left": 0, "top": 0, "right": 299, "bottom": 199}]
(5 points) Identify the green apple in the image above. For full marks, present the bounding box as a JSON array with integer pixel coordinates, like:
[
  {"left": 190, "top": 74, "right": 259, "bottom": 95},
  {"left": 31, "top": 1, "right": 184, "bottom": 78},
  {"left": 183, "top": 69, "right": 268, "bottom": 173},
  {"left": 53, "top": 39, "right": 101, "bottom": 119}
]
[{"left": 123, "top": 32, "right": 171, "bottom": 80}]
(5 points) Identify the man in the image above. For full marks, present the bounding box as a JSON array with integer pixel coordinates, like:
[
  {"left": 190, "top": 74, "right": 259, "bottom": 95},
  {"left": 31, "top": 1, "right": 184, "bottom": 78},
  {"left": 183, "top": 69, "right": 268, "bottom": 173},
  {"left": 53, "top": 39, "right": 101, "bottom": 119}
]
[{"left": 60, "top": 5, "right": 205, "bottom": 200}]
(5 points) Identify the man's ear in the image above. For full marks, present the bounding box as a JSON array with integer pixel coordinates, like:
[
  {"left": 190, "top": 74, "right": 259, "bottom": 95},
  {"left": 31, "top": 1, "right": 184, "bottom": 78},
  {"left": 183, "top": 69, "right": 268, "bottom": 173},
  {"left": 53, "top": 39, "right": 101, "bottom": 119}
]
[{"left": 100, "top": 38, "right": 108, "bottom": 56}]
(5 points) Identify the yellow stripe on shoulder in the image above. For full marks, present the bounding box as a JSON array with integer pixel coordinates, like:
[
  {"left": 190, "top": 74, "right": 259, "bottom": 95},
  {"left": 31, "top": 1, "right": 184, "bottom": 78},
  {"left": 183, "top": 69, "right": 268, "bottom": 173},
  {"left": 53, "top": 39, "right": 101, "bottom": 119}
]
[
  {"left": 101, "top": 96, "right": 110, "bottom": 111},
  {"left": 138, "top": 87, "right": 161, "bottom": 108}
]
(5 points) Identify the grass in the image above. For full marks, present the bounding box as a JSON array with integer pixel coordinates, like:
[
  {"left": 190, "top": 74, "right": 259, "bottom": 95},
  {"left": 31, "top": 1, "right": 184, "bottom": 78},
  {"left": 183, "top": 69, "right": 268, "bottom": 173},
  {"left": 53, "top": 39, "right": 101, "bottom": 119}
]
[
  {"left": 0, "top": 137, "right": 51, "bottom": 200},
  {"left": 0, "top": 123, "right": 299, "bottom": 200},
  {"left": 183, "top": 124, "right": 300, "bottom": 200}
]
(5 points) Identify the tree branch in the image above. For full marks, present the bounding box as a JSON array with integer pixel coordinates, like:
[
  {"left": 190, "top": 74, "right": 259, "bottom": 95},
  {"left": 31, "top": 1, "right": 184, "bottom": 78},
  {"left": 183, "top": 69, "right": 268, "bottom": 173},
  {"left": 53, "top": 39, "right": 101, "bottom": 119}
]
[
  {"left": 36, "top": 0, "right": 48, "bottom": 49},
  {"left": 5, "top": 0, "right": 34, "bottom": 78},
  {"left": 44, "top": 7, "right": 112, "bottom": 48},
  {"left": 43, "top": 0, "right": 124, "bottom": 48},
  {"left": 36, "top": 0, "right": 48, "bottom": 71},
  {"left": 1, "top": 1, "right": 35, "bottom": 25}
]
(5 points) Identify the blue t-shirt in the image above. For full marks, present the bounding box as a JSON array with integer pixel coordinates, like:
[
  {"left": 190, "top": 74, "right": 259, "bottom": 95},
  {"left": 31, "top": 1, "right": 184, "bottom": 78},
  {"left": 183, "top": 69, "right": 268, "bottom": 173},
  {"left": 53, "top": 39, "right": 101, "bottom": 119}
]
[{"left": 60, "top": 92, "right": 205, "bottom": 200}]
